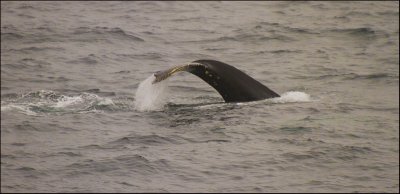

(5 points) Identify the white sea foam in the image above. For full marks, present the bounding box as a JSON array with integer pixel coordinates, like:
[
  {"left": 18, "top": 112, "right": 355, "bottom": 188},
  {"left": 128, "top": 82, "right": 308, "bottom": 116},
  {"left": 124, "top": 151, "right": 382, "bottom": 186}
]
[
  {"left": 234, "top": 91, "right": 312, "bottom": 106},
  {"left": 134, "top": 74, "right": 169, "bottom": 111},
  {"left": 53, "top": 95, "right": 84, "bottom": 108},
  {"left": 270, "top": 91, "right": 311, "bottom": 103},
  {"left": 1, "top": 104, "right": 39, "bottom": 116},
  {"left": 1, "top": 90, "right": 116, "bottom": 115},
  {"left": 97, "top": 97, "right": 114, "bottom": 106}
]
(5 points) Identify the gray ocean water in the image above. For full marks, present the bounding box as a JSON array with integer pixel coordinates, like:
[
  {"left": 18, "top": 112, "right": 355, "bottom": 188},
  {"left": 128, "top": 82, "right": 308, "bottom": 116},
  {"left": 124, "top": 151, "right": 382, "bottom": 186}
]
[{"left": 1, "top": 1, "right": 399, "bottom": 193}]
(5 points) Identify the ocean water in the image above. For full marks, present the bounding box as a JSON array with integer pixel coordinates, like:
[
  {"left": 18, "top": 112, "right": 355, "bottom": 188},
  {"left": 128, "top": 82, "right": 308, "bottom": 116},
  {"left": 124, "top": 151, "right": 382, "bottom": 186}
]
[{"left": 1, "top": 1, "right": 399, "bottom": 193}]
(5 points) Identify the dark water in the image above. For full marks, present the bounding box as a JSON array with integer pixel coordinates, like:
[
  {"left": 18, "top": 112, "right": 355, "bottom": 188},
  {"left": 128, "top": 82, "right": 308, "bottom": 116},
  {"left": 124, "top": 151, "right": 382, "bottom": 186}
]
[{"left": 1, "top": 1, "right": 399, "bottom": 192}]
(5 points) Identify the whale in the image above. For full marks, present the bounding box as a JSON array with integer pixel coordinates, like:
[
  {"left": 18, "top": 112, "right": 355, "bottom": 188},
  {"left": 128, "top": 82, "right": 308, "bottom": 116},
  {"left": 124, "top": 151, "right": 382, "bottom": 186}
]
[{"left": 152, "top": 59, "right": 280, "bottom": 102}]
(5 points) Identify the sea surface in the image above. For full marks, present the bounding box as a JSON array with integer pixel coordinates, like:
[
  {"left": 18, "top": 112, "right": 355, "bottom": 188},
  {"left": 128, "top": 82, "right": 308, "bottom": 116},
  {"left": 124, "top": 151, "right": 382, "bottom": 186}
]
[{"left": 1, "top": 1, "right": 399, "bottom": 193}]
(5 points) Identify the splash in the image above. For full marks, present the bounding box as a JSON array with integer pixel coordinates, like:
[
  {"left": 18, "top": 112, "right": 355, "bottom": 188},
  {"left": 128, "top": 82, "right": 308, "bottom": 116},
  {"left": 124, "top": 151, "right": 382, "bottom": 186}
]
[
  {"left": 134, "top": 74, "right": 169, "bottom": 111},
  {"left": 270, "top": 91, "right": 311, "bottom": 103}
]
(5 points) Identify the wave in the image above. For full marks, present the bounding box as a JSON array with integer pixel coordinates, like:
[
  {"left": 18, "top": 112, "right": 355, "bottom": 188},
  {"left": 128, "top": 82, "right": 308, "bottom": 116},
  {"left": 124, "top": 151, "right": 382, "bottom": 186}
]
[
  {"left": 2, "top": 25, "right": 144, "bottom": 45},
  {"left": 104, "top": 133, "right": 230, "bottom": 149},
  {"left": 344, "top": 11, "right": 373, "bottom": 17},
  {"left": 72, "top": 26, "right": 145, "bottom": 42},
  {"left": 67, "top": 55, "right": 99, "bottom": 65},
  {"left": 108, "top": 134, "right": 180, "bottom": 146},
  {"left": 327, "top": 27, "right": 376, "bottom": 39},
  {"left": 217, "top": 34, "right": 295, "bottom": 42},
  {"left": 317, "top": 72, "right": 396, "bottom": 81},
  {"left": 64, "top": 154, "right": 173, "bottom": 176},
  {"left": 252, "top": 49, "right": 302, "bottom": 55},
  {"left": 344, "top": 73, "right": 394, "bottom": 80},
  {"left": 255, "top": 22, "right": 319, "bottom": 35},
  {"left": 1, "top": 32, "right": 24, "bottom": 40},
  {"left": 377, "top": 11, "right": 399, "bottom": 16},
  {"left": 294, "top": 72, "right": 397, "bottom": 82},
  {"left": 178, "top": 33, "right": 295, "bottom": 44},
  {"left": 116, "top": 52, "right": 167, "bottom": 61},
  {"left": 16, "top": 4, "right": 35, "bottom": 9},
  {"left": 4, "top": 47, "right": 65, "bottom": 55}
]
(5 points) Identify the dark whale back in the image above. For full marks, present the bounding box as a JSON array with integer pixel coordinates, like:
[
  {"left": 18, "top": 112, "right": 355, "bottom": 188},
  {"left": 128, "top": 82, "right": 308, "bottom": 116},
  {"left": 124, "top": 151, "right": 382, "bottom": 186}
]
[{"left": 153, "top": 59, "right": 280, "bottom": 102}]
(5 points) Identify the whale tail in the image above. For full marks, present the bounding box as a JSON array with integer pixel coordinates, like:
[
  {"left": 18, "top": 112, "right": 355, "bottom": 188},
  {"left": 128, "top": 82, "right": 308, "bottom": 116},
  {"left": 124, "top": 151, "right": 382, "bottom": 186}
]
[{"left": 152, "top": 60, "right": 280, "bottom": 102}]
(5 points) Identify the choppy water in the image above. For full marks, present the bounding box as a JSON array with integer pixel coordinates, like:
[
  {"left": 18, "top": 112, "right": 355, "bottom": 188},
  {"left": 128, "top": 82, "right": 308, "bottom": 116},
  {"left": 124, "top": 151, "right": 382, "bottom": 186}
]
[{"left": 1, "top": 1, "right": 399, "bottom": 193}]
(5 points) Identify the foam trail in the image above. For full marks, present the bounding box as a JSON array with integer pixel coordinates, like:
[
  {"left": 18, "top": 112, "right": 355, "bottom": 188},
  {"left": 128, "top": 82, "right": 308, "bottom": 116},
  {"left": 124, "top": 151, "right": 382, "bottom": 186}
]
[
  {"left": 270, "top": 91, "right": 311, "bottom": 103},
  {"left": 1, "top": 104, "right": 38, "bottom": 116},
  {"left": 134, "top": 74, "right": 169, "bottom": 111},
  {"left": 53, "top": 96, "right": 84, "bottom": 108},
  {"left": 1, "top": 90, "right": 116, "bottom": 115}
]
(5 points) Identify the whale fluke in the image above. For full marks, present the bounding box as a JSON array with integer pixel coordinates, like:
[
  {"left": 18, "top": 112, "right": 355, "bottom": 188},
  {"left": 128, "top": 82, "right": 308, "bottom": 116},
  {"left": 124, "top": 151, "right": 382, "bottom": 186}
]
[{"left": 153, "top": 59, "right": 280, "bottom": 102}]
